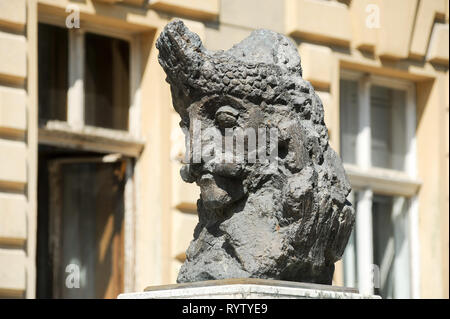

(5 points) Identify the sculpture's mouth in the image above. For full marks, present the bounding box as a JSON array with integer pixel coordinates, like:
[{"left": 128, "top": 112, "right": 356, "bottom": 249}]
[
  {"left": 196, "top": 173, "right": 217, "bottom": 191},
  {"left": 182, "top": 161, "right": 243, "bottom": 181},
  {"left": 198, "top": 172, "right": 214, "bottom": 182}
]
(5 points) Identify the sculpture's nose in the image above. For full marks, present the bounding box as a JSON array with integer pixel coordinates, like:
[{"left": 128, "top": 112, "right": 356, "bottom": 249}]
[
  {"left": 181, "top": 137, "right": 244, "bottom": 182},
  {"left": 180, "top": 163, "right": 201, "bottom": 183}
]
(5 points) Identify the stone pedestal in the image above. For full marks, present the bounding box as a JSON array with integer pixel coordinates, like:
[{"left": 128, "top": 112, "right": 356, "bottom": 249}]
[{"left": 118, "top": 278, "right": 381, "bottom": 299}]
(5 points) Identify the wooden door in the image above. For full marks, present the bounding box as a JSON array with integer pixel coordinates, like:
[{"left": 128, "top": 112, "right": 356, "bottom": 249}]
[{"left": 48, "top": 157, "right": 126, "bottom": 298}]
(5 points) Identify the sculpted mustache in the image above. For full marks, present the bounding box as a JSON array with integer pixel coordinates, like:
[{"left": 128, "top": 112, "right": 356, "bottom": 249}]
[{"left": 182, "top": 162, "right": 244, "bottom": 179}]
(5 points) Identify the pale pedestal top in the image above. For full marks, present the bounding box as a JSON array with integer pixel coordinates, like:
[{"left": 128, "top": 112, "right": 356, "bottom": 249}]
[{"left": 118, "top": 278, "right": 381, "bottom": 299}]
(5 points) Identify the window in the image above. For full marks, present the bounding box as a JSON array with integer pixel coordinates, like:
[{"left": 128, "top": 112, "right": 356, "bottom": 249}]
[
  {"left": 370, "top": 86, "right": 407, "bottom": 171},
  {"left": 36, "top": 20, "right": 142, "bottom": 298},
  {"left": 339, "top": 71, "right": 420, "bottom": 299},
  {"left": 371, "top": 194, "right": 411, "bottom": 298},
  {"left": 340, "top": 78, "right": 408, "bottom": 171},
  {"left": 37, "top": 22, "right": 140, "bottom": 136},
  {"left": 38, "top": 23, "right": 68, "bottom": 122},
  {"left": 85, "top": 33, "right": 130, "bottom": 130}
]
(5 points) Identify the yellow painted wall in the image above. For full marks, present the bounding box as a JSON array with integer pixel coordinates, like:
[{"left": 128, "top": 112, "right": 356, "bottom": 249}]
[{"left": 0, "top": 0, "right": 447, "bottom": 298}]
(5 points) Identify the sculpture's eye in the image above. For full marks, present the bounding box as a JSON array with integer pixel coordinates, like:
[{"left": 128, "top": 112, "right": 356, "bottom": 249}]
[{"left": 215, "top": 105, "right": 239, "bottom": 128}]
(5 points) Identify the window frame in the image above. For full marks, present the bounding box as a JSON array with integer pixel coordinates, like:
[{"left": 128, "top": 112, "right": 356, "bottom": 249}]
[
  {"left": 37, "top": 14, "right": 144, "bottom": 156},
  {"left": 340, "top": 70, "right": 421, "bottom": 298},
  {"left": 36, "top": 14, "right": 140, "bottom": 294}
]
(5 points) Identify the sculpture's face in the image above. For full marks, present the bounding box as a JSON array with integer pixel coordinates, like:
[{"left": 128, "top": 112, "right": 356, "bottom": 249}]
[
  {"left": 180, "top": 96, "right": 257, "bottom": 210},
  {"left": 180, "top": 90, "right": 314, "bottom": 211}
]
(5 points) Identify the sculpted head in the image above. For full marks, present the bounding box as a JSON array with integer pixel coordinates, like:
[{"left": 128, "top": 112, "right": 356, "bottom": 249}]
[{"left": 157, "top": 20, "right": 354, "bottom": 284}]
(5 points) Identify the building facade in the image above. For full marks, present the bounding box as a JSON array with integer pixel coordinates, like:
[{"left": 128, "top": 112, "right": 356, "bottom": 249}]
[{"left": 0, "top": 0, "right": 448, "bottom": 298}]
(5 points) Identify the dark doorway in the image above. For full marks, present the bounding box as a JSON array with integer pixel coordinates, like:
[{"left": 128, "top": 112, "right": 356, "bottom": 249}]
[{"left": 37, "top": 145, "right": 126, "bottom": 298}]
